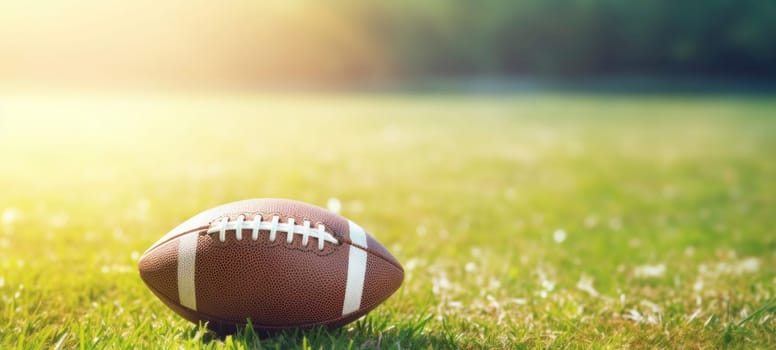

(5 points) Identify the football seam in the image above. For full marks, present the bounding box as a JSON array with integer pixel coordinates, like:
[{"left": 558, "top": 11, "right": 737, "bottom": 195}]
[
  {"left": 208, "top": 235, "right": 340, "bottom": 256},
  {"left": 146, "top": 225, "right": 403, "bottom": 271},
  {"left": 207, "top": 214, "right": 338, "bottom": 250},
  {"left": 145, "top": 227, "right": 339, "bottom": 258},
  {"left": 143, "top": 225, "right": 208, "bottom": 255}
]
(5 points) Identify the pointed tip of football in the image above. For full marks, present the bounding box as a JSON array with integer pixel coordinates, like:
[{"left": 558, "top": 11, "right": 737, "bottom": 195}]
[{"left": 362, "top": 247, "right": 404, "bottom": 312}]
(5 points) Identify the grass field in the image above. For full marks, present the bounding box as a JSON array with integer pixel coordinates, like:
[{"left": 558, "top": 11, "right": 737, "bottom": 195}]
[{"left": 1, "top": 91, "right": 774, "bottom": 349}]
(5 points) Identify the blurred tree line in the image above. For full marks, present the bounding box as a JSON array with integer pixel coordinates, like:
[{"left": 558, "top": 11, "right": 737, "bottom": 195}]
[
  {"left": 345, "top": 0, "right": 776, "bottom": 79},
  {"left": 3, "top": 0, "right": 773, "bottom": 86}
]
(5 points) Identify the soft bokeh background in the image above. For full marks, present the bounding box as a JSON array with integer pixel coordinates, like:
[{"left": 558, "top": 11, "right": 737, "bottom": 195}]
[
  {"left": 1, "top": 1, "right": 774, "bottom": 348},
  {"left": 2, "top": 0, "right": 775, "bottom": 89}
]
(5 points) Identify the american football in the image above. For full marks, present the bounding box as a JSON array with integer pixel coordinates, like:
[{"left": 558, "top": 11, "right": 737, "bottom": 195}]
[
  {"left": 5, "top": 1, "right": 775, "bottom": 348},
  {"left": 138, "top": 198, "right": 403, "bottom": 332}
]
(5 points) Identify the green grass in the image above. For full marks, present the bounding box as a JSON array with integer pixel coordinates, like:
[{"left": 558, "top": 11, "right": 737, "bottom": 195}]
[{"left": 0, "top": 92, "right": 774, "bottom": 349}]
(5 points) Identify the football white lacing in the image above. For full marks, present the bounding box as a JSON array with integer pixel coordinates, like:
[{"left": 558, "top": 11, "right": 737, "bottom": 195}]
[{"left": 206, "top": 215, "right": 338, "bottom": 250}]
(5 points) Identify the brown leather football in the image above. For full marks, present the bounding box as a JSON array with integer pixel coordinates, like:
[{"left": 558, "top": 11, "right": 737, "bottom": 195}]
[{"left": 138, "top": 198, "right": 403, "bottom": 332}]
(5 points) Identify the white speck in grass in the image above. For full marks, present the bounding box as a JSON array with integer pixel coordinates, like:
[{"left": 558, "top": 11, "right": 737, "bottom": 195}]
[
  {"left": 113, "top": 228, "right": 131, "bottom": 243},
  {"left": 576, "top": 275, "right": 599, "bottom": 297},
  {"left": 470, "top": 247, "right": 482, "bottom": 257},
  {"left": 50, "top": 212, "right": 69, "bottom": 228},
  {"left": 539, "top": 291, "right": 548, "bottom": 299},
  {"left": 734, "top": 257, "right": 760, "bottom": 274},
  {"left": 486, "top": 294, "right": 501, "bottom": 309},
  {"left": 685, "top": 246, "right": 695, "bottom": 256},
  {"left": 0, "top": 277, "right": 4, "bottom": 288},
  {"left": 704, "top": 314, "right": 718, "bottom": 327},
  {"left": 405, "top": 259, "right": 418, "bottom": 272},
  {"left": 693, "top": 279, "right": 704, "bottom": 292},
  {"left": 703, "top": 257, "right": 761, "bottom": 276},
  {"left": 553, "top": 229, "right": 566, "bottom": 243},
  {"left": 131, "top": 251, "right": 140, "bottom": 261},
  {"left": 465, "top": 262, "right": 477, "bottom": 273},
  {"left": 647, "top": 314, "right": 661, "bottom": 325},
  {"left": 101, "top": 264, "right": 132, "bottom": 274},
  {"left": 608, "top": 217, "right": 622, "bottom": 230},
  {"left": 348, "top": 200, "right": 364, "bottom": 213},
  {"left": 447, "top": 300, "right": 463, "bottom": 309},
  {"left": 759, "top": 314, "right": 772, "bottom": 326},
  {"left": 52, "top": 332, "right": 67, "bottom": 350},
  {"left": 584, "top": 215, "right": 598, "bottom": 228},
  {"left": 624, "top": 309, "right": 645, "bottom": 323},
  {"left": 326, "top": 198, "right": 341, "bottom": 214},
  {"left": 489, "top": 278, "right": 501, "bottom": 290},
  {"left": 474, "top": 275, "right": 485, "bottom": 287},
  {"left": 415, "top": 225, "right": 427, "bottom": 237},
  {"left": 687, "top": 308, "right": 702, "bottom": 323},
  {"left": 634, "top": 263, "right": 665, "bottom": 278},
  {"left": 2, "top": 208, "right": 19, "bottom": 226},
  {"left": 740, "top": 307, "right": 750, "bottom": 320},
  {"left": 640, "top": 299, "right": 662, "bottom": 313},
  {"left": 541, "top": 279, "right": 555, "bottom": 292},
  {"left": 432, "top": 273, "right": 452, "bottom": 295},
  {"left": 16, "top": 259, "right": 24, "bottom": 268}
]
